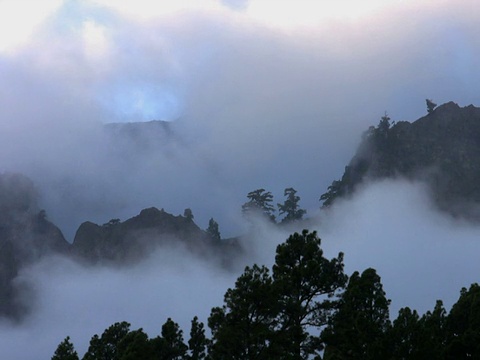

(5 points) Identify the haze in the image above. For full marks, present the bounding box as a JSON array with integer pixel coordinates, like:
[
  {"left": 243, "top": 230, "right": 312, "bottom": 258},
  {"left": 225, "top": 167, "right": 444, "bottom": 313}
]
[{"left": 0, "top": 0, "right": 480, "bottom": 358}]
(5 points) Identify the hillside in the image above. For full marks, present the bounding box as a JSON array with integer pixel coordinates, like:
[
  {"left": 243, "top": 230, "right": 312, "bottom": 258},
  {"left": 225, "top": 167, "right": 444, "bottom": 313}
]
[
  {"left": 4, "top": 101, "right": 480, "bottom": 320},
  {"left": 321, "top": 102, "right": 480, "bottom": 216},
  {"left": 0, "top": 173, "right": 239, "bottom": 320},
  {"left": 71, "top": 207, "right": 239, "bottom": 264}
]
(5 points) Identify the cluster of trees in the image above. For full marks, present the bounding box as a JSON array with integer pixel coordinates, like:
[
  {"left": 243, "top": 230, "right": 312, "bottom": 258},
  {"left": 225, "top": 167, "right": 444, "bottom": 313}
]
[
  {"left": 52, "top": 229, "right": 480, "bottom": 359},
  {"left": 181, "top": 187, "right": 306, "bottom": 243},
  {"left": 53, "top": 317, "right": 207, "bottom": 360},
  {"left": 242, "top": 187, "right": 306, "bottom": 224}
]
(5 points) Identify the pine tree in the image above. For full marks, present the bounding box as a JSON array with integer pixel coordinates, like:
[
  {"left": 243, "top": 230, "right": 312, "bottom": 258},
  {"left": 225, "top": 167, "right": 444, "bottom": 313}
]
[
  {"left": 208, "top": 265, "right": 279, "bottom": 359},
  {"left": 187, "top": 316, "right": 208, "bottom": 360},
  {"left": 151, "top": 318, "right": 188, "bottom": 360},
  {"left": 323, "top": 268, "right": 391, "bottom": 359},
  {"left": 83, "top": 321, "right": 131, "bottom": 360},
  {"left": 445, "top": 284, "right": 480, "bottom": 359},
  {"left": 241, "top": 189, "right": 276, "bottom": 222},
  {"left": 52, "top": 336, "right": 79, "bottom": 360},
  {"left": 273, "top": 230, "right": 347, "bottom": 359},
  {"left": 277, "top": 187, "right": 306, "bottom": 223},
  {"left": 206, "top": 218, "right": 221, "bottom": 241}
]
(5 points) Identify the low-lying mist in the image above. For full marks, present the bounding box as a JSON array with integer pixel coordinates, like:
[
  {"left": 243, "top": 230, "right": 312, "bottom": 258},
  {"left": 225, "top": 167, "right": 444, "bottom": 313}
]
[
  {"left": 1, "top": 179, "right": 480, "bottom": 359},
  {"left": 1, "top": 1, "right": 480, "bottom": 358},
  {"left": 3, "top": 0, "right": 480, "bottom": 242}
]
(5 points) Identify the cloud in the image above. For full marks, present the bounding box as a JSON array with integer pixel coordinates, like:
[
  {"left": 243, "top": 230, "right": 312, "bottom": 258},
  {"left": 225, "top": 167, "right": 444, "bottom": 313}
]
[
  {"left": 1, "top": 2, "right": 480, "bottom": 356},
  {"left": 318, "top": 179, "right": 480, "bottom": 316},
  {"left": 0, "top": 0, "right": 63, "bottom": 54},
  {"left": 0, "top": 1, "right": 478, "bottom": 236},
  {"left": 2, "top": 179, "right": 480, "bottom": 359},
  {"left": 0, "top": 245, "right": 239, "bottom": 359}
]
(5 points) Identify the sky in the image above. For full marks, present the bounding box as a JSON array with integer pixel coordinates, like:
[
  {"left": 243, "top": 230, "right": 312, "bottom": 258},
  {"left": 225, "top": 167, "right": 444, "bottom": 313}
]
[
  {"left": 1, "top": 0, "right": 480, "bottom": 238},
  {"left": 1, "top": 0, "right": 480, "bottom": 358}
]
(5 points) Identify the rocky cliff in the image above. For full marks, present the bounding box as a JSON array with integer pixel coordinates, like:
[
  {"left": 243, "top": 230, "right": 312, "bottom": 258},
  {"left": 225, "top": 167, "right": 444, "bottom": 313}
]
[
  {"left": 71, "top": 207, "right": 221, "bottom": 264},
  {"left": 321, "top": 101, "right": 480, "bottom": 216}
]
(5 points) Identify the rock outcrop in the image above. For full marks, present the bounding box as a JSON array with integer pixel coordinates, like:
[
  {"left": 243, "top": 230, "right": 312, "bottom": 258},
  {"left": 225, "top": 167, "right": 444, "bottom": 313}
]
[
  {"left": 71, "top": 207, "right": 215, "bottom": 264},
  {"left": 321, "top": 102, "right": 480, "bottom": 216}
]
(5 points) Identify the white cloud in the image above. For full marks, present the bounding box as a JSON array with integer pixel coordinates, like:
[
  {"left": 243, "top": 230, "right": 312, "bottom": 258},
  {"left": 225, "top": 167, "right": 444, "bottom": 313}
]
[
  {"left": 0, "top": 247, "right": 238, "bottom": 359},
  {"left": 88, "top": 0, "right": 225, "bottom": 21},
  {"left": 1, "top": 2, "right": 480, "bottom": 356},
  {"left": 81, "top": 20, "right": 110, "bottom": 62},
  {"left": 0, "top": 0, "right": 63, "bottom": 54},
  {"left": 245, "top": 0, "right": 400, "bottom": 29},
  {"left": 319, "top": 179, "right": 480, "bottom": 316}
]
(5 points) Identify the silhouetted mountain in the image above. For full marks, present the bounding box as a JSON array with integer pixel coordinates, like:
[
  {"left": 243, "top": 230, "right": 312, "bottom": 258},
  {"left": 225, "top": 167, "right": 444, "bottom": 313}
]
[
  {"left": 71, "top": 207, "right": 228, "bottom": 264},
  {"left": 7, "top": 101, "right": 480, "bottom": 321},
  {"left": 0, "top": 173, "right": 240, "bottom": 320},
  {"left": 321, "top": 101, "right": 480, "bottom": 217}
]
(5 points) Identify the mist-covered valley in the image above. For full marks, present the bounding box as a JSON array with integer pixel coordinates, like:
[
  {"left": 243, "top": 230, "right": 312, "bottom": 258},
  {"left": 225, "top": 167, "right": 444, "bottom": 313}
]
[
  {"left": 3, "top": 177, "right": 480, "bottom": 359},
  {"left": 2, "top": 0, "right": 480, "bottom": 358}
]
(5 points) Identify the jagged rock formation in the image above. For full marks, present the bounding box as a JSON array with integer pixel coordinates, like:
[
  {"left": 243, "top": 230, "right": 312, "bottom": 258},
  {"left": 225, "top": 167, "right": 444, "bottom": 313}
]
[
  {"left": 71, "top": 207, "right": 233, "bottom": 264},
  {"left": 321, "top": 102, "right": 480, "bottom": 216}
]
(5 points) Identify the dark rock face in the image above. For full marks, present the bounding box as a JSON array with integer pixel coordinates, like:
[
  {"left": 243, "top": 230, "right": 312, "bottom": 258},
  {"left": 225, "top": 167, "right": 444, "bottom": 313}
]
[
  {"left": 71, "top": 207, "right": 217, "bottom": 264},
  {"left": 0, "top": 173, "right": 69, "bottom": 319},
  {"left": 321, "top": 102, "right": 480, "bottom": 215}
]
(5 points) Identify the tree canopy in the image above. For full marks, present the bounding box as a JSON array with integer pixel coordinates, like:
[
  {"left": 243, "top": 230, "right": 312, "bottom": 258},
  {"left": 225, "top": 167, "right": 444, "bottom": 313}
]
[
  {"left": 241, "top": 188, "right": 276, "bottom": 222},
  {"left": 277, "top": 187, "right": 306, "bottom": 224},
  {"left": 206, "top": 218, "right": 221, "bottom": 242},
  {"left": 52, "top": 229, "right": 480, "bottom": 360},
  {"left": 322, "top": 268, "right": 390, "bottom": 359}
]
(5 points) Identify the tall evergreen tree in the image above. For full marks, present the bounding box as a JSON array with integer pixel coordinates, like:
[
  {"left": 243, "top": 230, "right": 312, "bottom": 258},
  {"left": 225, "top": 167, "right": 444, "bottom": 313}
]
[
  {"left": 187, "top": 316, "right": 208, "bottom": 360},
  {"left": 117, "top": 329, "right": 153, "bottom": 360},
  {"left": 241, "top": 189, "right": 276, "bottom": 222},
  {"left": 273, "top": 230, "right": 347, "bottom": 359},
  {"left": 151, "top": 318, "right": 188, "bottom": 360},
  {"left": 83, "top": 321, "right": 131, "bottom": 360},
  {"left": 387, "top": 307, "right": 422, "bottom": 359},
  {"left": 417, "top": 300, "right": 447, "bottom": 358},
  {"left": 206, "top": 218, "right": 221, "bottom": 242},
  {"left": 322, "top": 268, "right": 390, "bottom": 360},
  {"left": 445, "top": 284, "right": 480, "bottom": 359},
  {"left": 208, "top": 265, "right": 279, "bottom": 360},
  {"left": 52, "top": 336, "right": 79, "bottom": 360},
  {"left": 277, "top": 187, "right": 306, "bottom": 224}
]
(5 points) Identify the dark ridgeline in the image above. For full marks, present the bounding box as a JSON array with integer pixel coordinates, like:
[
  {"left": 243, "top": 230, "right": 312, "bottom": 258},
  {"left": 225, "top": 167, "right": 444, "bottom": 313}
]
[
  {"left": 0, "top": 176, "right": 239, "bottom": 321},
  {"left": 321, "top": 101, "right": 480, "bottom": 218},
  {"left": 71, "top": 207, "right": 238, "bottom": 265},
  {"left": 4, "top": 101, "right": 480, "bottom": 326}
]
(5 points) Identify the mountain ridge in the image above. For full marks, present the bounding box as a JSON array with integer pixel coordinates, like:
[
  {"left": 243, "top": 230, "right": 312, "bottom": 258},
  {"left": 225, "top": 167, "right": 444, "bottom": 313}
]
[
  {"left": 321, "top": 101, "right": 480, "bottom": 217},
  {"left": 3, "top": 101, "right": 480, "bottom": 320}
]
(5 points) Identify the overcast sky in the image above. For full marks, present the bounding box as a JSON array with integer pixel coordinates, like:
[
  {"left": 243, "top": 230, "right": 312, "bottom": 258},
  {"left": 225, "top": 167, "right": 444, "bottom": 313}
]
[
  {"left": 1, "top": 1, "right": 480, "bottom": 358},
  {"left": 1, "top": 0, "right": 480, "bottom": 237}
]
